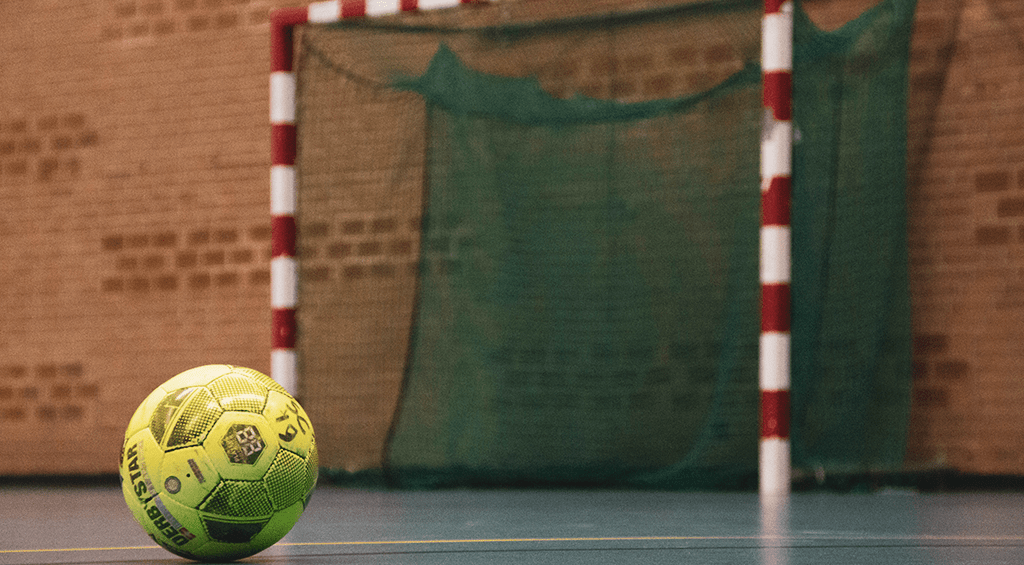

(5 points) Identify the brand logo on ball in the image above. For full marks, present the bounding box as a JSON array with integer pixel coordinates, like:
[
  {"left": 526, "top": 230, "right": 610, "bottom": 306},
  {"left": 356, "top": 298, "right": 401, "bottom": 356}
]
[
  {"left": 221, "top": 423, "right": 265, "bottom": 465},
  {"left": 146, "top": 494, "right": 196, "bottom": 546},
  {"left": 274, "top": 399, "right": 311, "bottom": 443},
  {"left": 164, "top": 476, "right": 181, "bottom": 494},
  {"left": 125, "top": 441, "right": 157, "bottom": 502}
]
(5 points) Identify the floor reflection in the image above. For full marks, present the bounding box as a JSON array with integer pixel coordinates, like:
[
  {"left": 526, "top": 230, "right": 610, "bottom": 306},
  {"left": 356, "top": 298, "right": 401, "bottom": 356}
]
[{"left": 761, "top": 494, "right": 789, "bottom": 565}]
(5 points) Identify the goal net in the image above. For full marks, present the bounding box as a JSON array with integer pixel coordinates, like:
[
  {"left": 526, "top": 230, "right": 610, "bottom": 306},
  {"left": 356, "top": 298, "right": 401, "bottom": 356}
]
[{"left": 290, "top": 0, "right": 916, "bottom": 488}]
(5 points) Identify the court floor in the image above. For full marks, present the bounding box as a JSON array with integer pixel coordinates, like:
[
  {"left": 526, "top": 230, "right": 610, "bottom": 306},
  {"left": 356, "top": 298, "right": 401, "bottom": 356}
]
[{"left": 3, "top": 481, "right": 1024, "bottom": 564}]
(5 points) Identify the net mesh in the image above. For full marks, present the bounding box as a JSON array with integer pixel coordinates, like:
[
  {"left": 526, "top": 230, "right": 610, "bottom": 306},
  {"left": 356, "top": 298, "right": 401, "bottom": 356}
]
[{"left": 294, "top": 0, "right": 916, "bottom": 488}]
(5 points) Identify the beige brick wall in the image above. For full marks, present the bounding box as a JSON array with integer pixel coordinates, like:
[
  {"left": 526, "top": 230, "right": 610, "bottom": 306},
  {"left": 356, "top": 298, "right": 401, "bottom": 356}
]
[
  {"left": 0, "top": 0, "right": 307, "bottom": 476},
  {"left": 1, "top": 0, "right": 1021, "bottom": 478},
  {"left": 902, "top": 0, "right": 1024, "bottom": 474}
]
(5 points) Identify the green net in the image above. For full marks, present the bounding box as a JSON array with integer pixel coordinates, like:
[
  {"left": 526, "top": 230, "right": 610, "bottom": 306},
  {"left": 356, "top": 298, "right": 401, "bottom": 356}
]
[
  {"left": 789, "top": 0, "right": 916, "bottom": 476},
  {"left": 294, "top": 0, "right": 916, "bottom": 488}
]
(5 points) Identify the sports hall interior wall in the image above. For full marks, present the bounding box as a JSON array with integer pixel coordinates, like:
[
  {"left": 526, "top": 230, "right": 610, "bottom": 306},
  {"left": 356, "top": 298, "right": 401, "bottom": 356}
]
[{"left": 0, "top": 0, "right": 1018, "bottom": 480}]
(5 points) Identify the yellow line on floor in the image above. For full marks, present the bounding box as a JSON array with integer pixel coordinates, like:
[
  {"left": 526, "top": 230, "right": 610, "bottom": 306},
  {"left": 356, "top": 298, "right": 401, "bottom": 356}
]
[
  {"left": 6, "top": 534, "right": 1024, "bottom": 555},
  {"left": 0, "top": 546, "right": 160, "bottom": 554},
  {"left": 0, "top": 536, "right": 747, "bottom": 554},
  {"left": 280, "top": 535, "right": 759, "bottom": 547}
]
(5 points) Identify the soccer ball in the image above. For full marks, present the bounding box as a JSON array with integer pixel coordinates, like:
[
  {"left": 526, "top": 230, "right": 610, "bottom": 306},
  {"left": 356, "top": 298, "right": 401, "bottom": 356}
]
[{"left": 119, "top": 365, "right": 318, "bottom": 562}]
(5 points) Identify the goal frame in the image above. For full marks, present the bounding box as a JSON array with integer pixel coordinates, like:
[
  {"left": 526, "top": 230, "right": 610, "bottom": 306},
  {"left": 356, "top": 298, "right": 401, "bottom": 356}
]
[{"left": 268, "top": 0, "right": 793, "bottom": 496}]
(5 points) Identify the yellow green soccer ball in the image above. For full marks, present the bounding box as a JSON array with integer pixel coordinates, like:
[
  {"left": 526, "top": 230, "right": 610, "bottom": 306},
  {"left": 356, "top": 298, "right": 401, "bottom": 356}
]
[{"left": 119, "top": 365, "right": 318, "bottom": 562}]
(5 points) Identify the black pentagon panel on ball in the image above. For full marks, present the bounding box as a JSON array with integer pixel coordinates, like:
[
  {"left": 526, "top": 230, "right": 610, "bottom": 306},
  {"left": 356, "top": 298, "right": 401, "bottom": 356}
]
[
  {"left": 201, "top": 517, "right": 270, "bottom": 544},
  {"left": 199, "top": 479, "right": 273, "bottom": 518},
  {"left": 149, "top": 388, "right": 197, "bottom": 445},
  {"left": 166, "top": 387, "right": 222, "bottom": 449}
]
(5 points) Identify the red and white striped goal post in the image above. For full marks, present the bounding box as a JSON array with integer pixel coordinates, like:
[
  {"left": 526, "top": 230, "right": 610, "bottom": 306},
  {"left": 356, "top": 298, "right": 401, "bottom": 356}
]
[
  {"left": 760, "top": 0, "right": 793, "bottom": 497},
  {"left": 268, "top": 0, "right": 484, "bottom": 395}
]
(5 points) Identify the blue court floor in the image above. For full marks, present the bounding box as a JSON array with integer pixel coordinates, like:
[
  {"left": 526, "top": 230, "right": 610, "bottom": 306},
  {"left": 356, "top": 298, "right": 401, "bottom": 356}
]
[{"left": 3, "top": 483, "right": 1024, "bottom": 564}]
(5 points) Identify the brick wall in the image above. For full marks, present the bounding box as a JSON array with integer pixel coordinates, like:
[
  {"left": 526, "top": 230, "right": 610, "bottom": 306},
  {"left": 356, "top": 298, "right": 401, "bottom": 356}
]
[
  {"left": 2, "top": 0, "right": 1022, "bottom": 478},
  {"left": 0, "top": 0, "right": 307, "bottom": 476},
  {"left": 902, "top": 0, "right": 1024, "bottom": 474}
]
